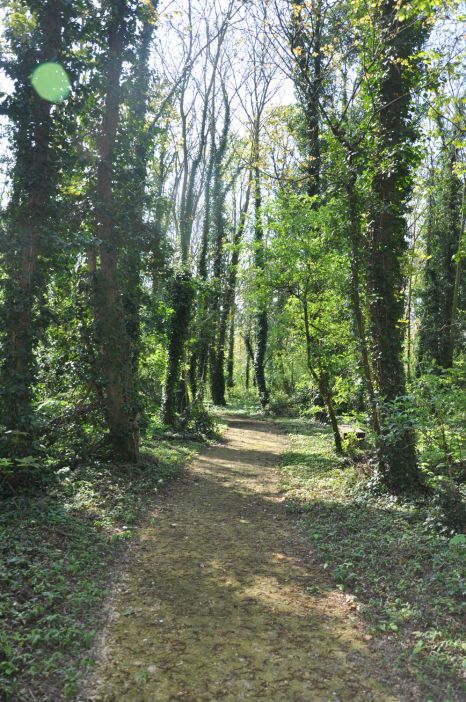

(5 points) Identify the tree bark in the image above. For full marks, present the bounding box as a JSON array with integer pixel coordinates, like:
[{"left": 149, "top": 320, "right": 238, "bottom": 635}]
[
  {"left": 226, "top": 311, "right": 235, "bottom": 389},
  {"left": 345, "top": 165, "right": 381, "bottom": 434},
  {"left": 303, "top": 298, "right": 342, "bottom": 454},
  {"left": 365, "top": 0, "right": 427, "bottom": 490},
  {"left": 290, "top": 0, "right": 322, "bottom": 198},
  {"left": 122, "top": 10, "right": 158, "bottom": 383},
  {"left": 161, "top": 272, "right": 195, "bottom": 425},
  {"left": 211, "top": 181, "right": 250, "bottom": 404},
  {"left": 93, "top": 0, "right": 139, "bottom": 461},
  {"left": 0, "top": 0, "right": 64, "bottom": 452},
  {"left": 418, "top": 150, "right": 463, "bottom": 369},
  {"left": 252, "top": 120, "right": 269, "bottom": 409}
]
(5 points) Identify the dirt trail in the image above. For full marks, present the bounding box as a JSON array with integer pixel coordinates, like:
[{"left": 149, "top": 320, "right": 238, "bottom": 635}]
[{"left": 81, "top": 416, "right": 401, "bottom": 702}]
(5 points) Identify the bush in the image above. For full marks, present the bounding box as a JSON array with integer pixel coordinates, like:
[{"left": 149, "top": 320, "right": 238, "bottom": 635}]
[
  {"left": 413, "top": 361, "right": 466, "bottom": 481},
  {"left": 178, "top": 400, "right": 218, "bottom": 438}
]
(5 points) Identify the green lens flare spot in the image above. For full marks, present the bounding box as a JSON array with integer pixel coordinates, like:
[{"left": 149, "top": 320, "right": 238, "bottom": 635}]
[{"left": 31, "top": 62, "right": 70, "bottom": 103}]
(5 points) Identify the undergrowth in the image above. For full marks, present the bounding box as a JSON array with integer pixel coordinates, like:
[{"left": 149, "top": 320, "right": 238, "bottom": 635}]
[
  {"left": 0, "top": 437, "right": 202, "bottom": 701},
  {"left": 277, "top": 418, "right": 466, "bottom": 702}
]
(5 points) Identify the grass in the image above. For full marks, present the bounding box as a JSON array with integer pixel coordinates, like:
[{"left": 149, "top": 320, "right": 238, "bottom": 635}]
[
  {"left": 277, "top": 418, "right": 466, "bottom": 702},
  {"left": 0, "top": 435, "right": 204, "bottom": 702}
]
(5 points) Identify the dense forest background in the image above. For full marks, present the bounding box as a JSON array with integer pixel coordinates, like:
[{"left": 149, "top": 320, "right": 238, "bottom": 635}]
[
  {"left": 1, "top": 0, "right": 464, "bottom": 499},
  {"left": 0, "top": 1, "right": 465, "bottom": 699}
]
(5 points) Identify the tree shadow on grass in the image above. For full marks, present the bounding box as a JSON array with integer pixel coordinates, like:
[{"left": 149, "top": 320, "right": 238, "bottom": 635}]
[
  {"left": 273, "top": 420, "right": 465, "bottom": 702},
  {"left": 0, "top": 439, "right": 201, "bottom": 702},
  {"left": 83, "top": 449, "right": 406, "bottom": 702}
]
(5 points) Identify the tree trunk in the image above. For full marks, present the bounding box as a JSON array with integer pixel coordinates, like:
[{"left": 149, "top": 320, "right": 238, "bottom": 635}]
[
  {"left": 122, "top": 12, "right": 157, "bottom": 386},
  {"left": 161, "top": 272, "right": 195, "bottom": 425},
  {"left": 0, "top": 1, "right": 63, "bottom": 453},
  {"left": 365, "top": 0, "right": 428, "bottom": 491},
  {"left": 345, "top": 166, "right": 381, "bottom": 435},
  {"left": 303, "top": 299, "right": 342, "bottom": 454},
  {"left": 211, "top": 182, "right": 250, "bottom": 404},
  {"left": 93, "top": 0, "right": 139, "bottom": 461},
  {"left": 191, "top": 133, "right": 215, "bottom": 399},
  {"left": 318, "top": 372, "right": 343, "bottom": 455},
  {"left": 252, "top": 121, "right": 269, "bottom": 409},
  {"left": 226, "top": 312, "right": 235, "bottom": 389},
  {"left": 418, "top": 151, "right": 463, "bottom": 369},
  {"left": 209, "top": 94, "right": 231, "bottom": 406},
  {"left": 450, "top": 179, "right": 465, "bottom": 353},
  {"left": 290, "top": 0, "right": 322, "bottom": 198}
]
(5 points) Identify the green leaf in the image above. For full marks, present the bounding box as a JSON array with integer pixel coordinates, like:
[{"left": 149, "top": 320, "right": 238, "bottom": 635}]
[{"left": 449, "top": 534, "right": 466, "bottom": 546}]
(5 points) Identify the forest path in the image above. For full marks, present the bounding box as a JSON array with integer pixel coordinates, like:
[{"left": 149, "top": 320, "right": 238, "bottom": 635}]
[{"left": 80, "top": 415, "right": 400, "bottom": 702}]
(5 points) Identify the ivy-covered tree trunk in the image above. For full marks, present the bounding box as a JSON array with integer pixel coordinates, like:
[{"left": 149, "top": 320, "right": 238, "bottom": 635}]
[
  {"left": 191, "top": 140, "right": 215, "bottom": 400},
  {"left": 450, "top": 180, "right": 465, "bottom": 352},
  {"left": 0, "top": 0, "right": 64, "bottom": 452},
  {"left": 225, "top": 186, "right": 251, "bottom": 394},
  {"left": 161, "top": 272, "right": 195, "bottom": 425},
  {"left": 226, "top": 312, "right": 235, "bottom": 389},
  {"left": 118, "top": 4, "right": 159, "bottom": 435},
  {"left": 124, "top": 14, "right": 155, "bottom": 360},
  {"left": 208, "top": 164, "right": 228, "bottom": 405},
  {"left": 345, "top": 165, "right": 381, "bottom": 435},
  {"left": 418, "top": 150, "right": 463, "bottom": 369},
  {"left": 303, "top": 298, "right": 342, "bottom": 454},
  {"left": 209, "top": 94, "right": 231, "bottom": 406},
  {"left": 365, "top": 0, "right": 428, "bottom": 491},
  {"left": 245, "top": 350, "right": 251, "bottom": 390},
  {"left": 290, "top": 0, "right": 321, "bottom": 199},
  {"left": 211, "top": 180, "right": 250, "bottom": 406},
  {"left": 93, "top": 0, "right": 139, "bottom": 461},
  {"left": 252, "top": 121, "right": 269, "bottom": 409}
]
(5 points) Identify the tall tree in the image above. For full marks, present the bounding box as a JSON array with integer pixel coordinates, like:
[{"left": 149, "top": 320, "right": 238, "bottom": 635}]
[
  {"left": 0, "top": 0, "right": 71, "bottom": 454},
  {"left": 238, "top": 22, "right": 277, "bottom": 410},
  {"left": 363, "top": 0, "right": 431, "bottom": 490},
  {"left": 251, "top": 114, "right": 269, "bottom": 409},
  {"left": 92, "top": 0, "right": 139, "bottom": 460},
  {"left": 160, "top": 3, "right": 234, "bottom": 422},
  {"left": 119, "top": 1, "right": 159, "bottom": 376},
  {"left": 209, "top": 85, "right": 232, "bottom": 406},
  {"left": 418, "top": 144, "right": 464, "bottom": 369}
]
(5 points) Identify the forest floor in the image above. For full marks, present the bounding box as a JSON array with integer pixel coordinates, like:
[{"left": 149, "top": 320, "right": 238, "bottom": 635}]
[
  {"left": 277, "top": 418, "right": 465, "bottom": 702},
  {"left": 0, "top": 434, "right": 205, "bottom": 701},
  {"left": 79, "top": 415, "right": 407, "bottom": 702}
]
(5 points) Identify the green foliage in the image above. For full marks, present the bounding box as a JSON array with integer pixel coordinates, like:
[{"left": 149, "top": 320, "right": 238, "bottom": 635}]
[
  {"left": 279, "top": 419, "right": 466, "bottom": 701},
  {"left": 250, "top": 191, "right": 357, "bottom": 411},
  {"left": 139, "top": 329, "right": 168, "bottom": 412},
  {"left": 412, "top": 361, "right": 466, "bottom": 479},
  {"left": 0, "top": 435, "right": 202, "bottom": 700},
  {"left": 417, "top": 152, "right": 464, "bottom": 369},
  {"left": 178, "top": 400, "right": 219, "bottom": 439},
  {"left": 341, "top": 431, "right": 363, "bottom": 458}
]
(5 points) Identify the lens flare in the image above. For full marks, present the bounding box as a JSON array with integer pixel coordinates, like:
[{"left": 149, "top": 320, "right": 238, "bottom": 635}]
[{"left": 31, "top": 62, "right": 70, "bottom": 103}]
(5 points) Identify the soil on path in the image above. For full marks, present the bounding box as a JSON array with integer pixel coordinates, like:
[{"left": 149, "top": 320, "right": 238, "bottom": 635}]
[{"left": 80, "top": 416, "right": 401, "bottom": 702}]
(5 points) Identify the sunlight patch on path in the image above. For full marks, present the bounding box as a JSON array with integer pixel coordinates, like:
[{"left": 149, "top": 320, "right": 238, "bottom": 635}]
[{"left": 79, "top": 416, "right": 401, "bottom": 702}]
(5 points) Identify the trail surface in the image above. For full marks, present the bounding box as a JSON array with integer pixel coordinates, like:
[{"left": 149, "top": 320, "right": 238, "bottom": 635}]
[{"left": 81, "top": 416, "right": 400, "bottom": 702}]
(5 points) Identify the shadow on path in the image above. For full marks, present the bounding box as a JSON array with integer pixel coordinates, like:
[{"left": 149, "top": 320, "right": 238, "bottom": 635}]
[{"left": 80, "top": 416, "right": 402, "bottom": 702}]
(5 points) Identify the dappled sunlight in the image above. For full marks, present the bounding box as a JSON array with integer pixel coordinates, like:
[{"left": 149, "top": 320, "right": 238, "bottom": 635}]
[{"left": 82, "top": 417, "right": 400, "bottom": 702}]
